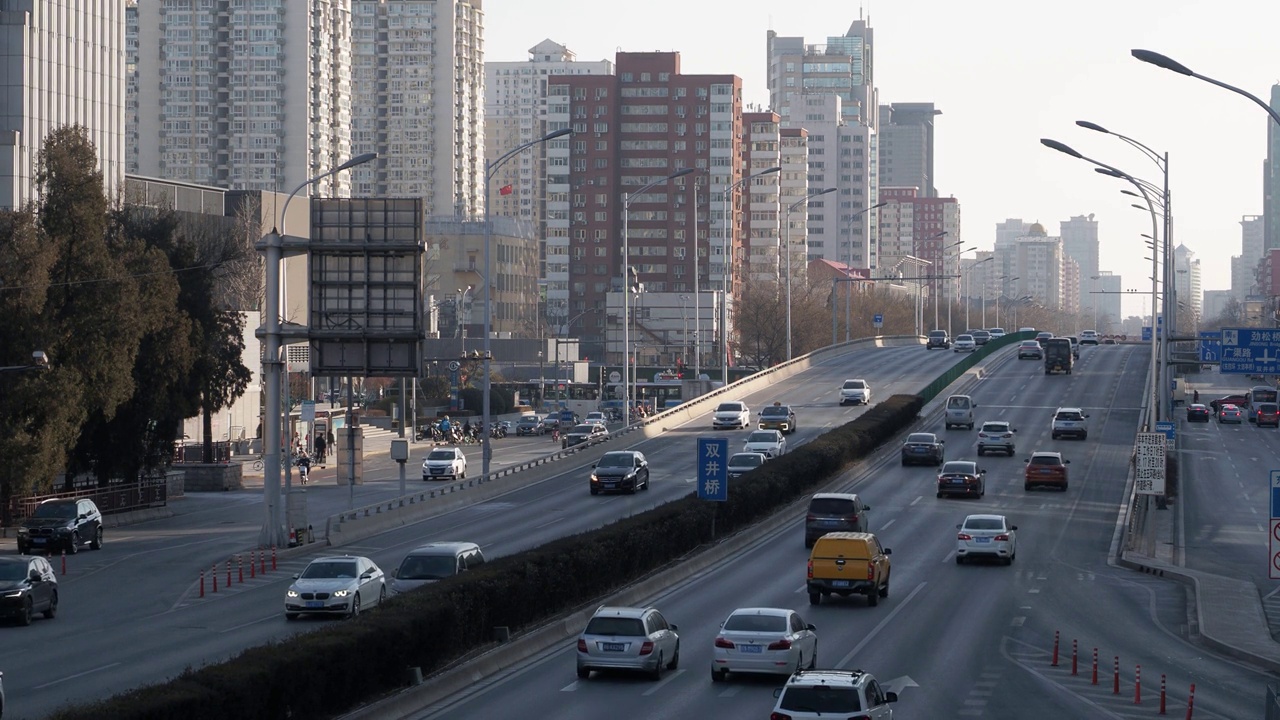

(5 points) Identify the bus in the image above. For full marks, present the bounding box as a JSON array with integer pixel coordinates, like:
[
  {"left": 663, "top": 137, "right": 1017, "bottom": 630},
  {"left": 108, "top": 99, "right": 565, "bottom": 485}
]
[
  {"left": 491, "top": 380, "right": 601, "bottom": 419},
  {"left": 603, "top": 379, "right": 684, "bottom": 415},
  {"left": 1247, "top": 385, "right": 1278, "bottom": 421}
]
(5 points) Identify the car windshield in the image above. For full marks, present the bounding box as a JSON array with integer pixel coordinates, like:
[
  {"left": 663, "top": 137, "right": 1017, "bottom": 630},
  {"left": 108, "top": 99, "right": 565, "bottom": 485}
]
[
  {"left": 963, "top": 517, "right": 1006, "bottom": 531},
  {"left": 396, "top": 554, "right": 457, "bottom": 580},
  {"left": 957, "top": 335, "right": 973, "bottom": 341},
  {"left": 779, "top": 686, "right": 862, "bottom": 713},
  {"left": 1261, "top": 404, "right": 1279, "bottom": 413},
  {"left": 941, "top": 462, "right": 976, "bottom": 475},
  {"left": 716, "top": 403, "right": 744, "bottom": 412},
  {"left": 0, "top": 562, "right": 31, "bottom": 581},
  {"left": 570, "top": 425, "right": 596, "bottom": 434},
  {"left": 747, "top": 432, "right": 778, "bottom": 443},
  {"left": 1021, "top": 341, "right": 1038, "bottom": 347},
  {"left": 1029, "top": 455, "right": 1062, "bottom": 466},
  {"left": 947, "top": 397, "right": 969, "bottom": 409},
  {"left": 929, "top": 331, "right": 946, "bottom": 337},
  {"left": 729, "top": 454, "right": 763, "bottom": 468},
  {"left": 906, "top": 433, "right": 936, "bottom": 444},
  {"left": 584, "top": 616, "right": 646, "bottom": 637},
  {"left": 761, "top": 406, "right": 790, "bottom": 416},
  {"left": 32, "top": 502, "right": 76, "bottom": 519},
  {"left": 1056, "top": 412, "right": 1084, "bottom": 421},
  {"left": 723, "top": 613, "right": 787, "bottom": 633},
  {"left": 597, "top": 453, "right": 635, "bottom": 468},
  {"left": 427, "top": 450, "right": 456, "bottom": 461},
  {"left": 843, "top": 380, "right": 866, "bottom": 389},
  {"left": 981, "top": 423, "right": 1009, "bottom": 433},
  {"left": 301, "top": 561, "right": 359, "bottom": 579},
  {"left": 808, "top": 498, "right": 855, "bottom": 515},
  {"left": 518, "top": 417, "right": 539, "bottom": 425}
]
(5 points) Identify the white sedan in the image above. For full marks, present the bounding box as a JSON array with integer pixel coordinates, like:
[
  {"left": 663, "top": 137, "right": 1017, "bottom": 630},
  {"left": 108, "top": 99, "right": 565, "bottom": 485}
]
[
  {"left": 743, "top": 429, "right": 787, "bottom": 458},
  {"left": 285, "top": 555, "right": 386, "bottom": 619},
  {"left": 956, "top": 514, "right": 1017, "bottom": 565},
  {"left": 712, "top": 607, "right": 818, "bottom": 681},
  {"left": 953, "top": 334, "right": 977, "bottom": 352}
]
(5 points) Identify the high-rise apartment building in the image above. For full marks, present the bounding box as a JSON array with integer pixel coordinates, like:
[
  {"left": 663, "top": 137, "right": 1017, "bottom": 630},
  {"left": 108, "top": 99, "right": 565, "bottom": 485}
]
[
  {"left": 779, "top": 126, "right": 811, "bottom": 287},
  {"left": 2, "top": 0, "right": 126, "bottom": 209},
  {"left": 994, "top": 218, "right": 1031, "bottom": 300},
  {"left": 351, "top": 0, "right": 483, "bottom": 215},
  {"left": 544, "top": 52, "right": 742, "bottom": 362},
  {"left": 878, "top": 102, "right": 939, "bottom": 198},
  {"left": 129, "top": 0, "right": 354, "bottom": 196},
  {"left": 485, "top": 40, "right": 613, "bottom": 267},
  {"left": 1265, "top": 85, "right": 1280, "bottom": 250},
  {"left": 766, "top": 19, "right": 880, "bottom": 272},
  {"left": 1236, "top": 214, "right": 1265, "bottom": 299},
  {"left": 878, "top": 187, "right": 960, "bottom": 304},
  {"left": 1060, "top": 214, "right": 1099, "bottom": 312},
  {"left": 1172, "top": 244, "right": 1202, "bottom": 322},
  {"left": 1013, "top": 224, "right": 1066, "bottom": 311},
  {"left": 742, "top": 111, "right": 783, "bottom": 282},
  {"left": 1095, "top": 271, "right": 1122, "bottom": 332}
]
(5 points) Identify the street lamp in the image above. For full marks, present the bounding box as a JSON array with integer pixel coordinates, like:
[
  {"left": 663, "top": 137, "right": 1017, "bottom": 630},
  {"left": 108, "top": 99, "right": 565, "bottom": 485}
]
[
  {"left": 993, "top": 275, "right": 1018, "bottom": 329},
  {"left": 1131, "top": 50, "right": 1280, "bottom": 127},
  {"left": 967, "top": 257, "right": 993, "bottom": 330},
  {"left": 1042, "top": 137, "right": 1162, "bottom": 427},
  {"left": 722, "top": 166, "right": 782, "bottom": 384},
  {"left": 941, "top": 241, "right": 973, "bottom": 335},
  {"left": 0, "top": 350, "right": 50, "bottom": 373},
  {"left": 783, "top": 187, "right": 837, "bottom": 361},
  {"left": 623, "top": 167, "right": 694, "bottom": 428},
  {"left": 844, "top": 201, "right": 888, "bottom": 343},
  {"left": 482, "top": 128, "right": 572, "bottom": 477},
  {"left": 931, "top": 237, "right": 961, "bottom": 332},
  {"left": 258, "top": 151, "right": 377, "bottom": 548}
]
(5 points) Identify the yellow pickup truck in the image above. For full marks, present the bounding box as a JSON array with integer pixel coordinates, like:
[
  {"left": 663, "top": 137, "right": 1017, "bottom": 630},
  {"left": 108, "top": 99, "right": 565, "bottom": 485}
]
[{"left": 806, "top": 532, "right": 892, "bottom": 607}]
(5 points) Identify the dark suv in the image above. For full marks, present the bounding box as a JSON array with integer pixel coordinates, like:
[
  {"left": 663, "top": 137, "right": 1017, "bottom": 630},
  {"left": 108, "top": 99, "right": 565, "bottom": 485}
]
[
  {"left": 17, "top": 498, "right": 103, "bottom": 555},
  {"left": 803, "top": 493, "right": 871, "bottom": 548},
  {"left": 926, "top": 330, "right": 951, "bottom": 350}
]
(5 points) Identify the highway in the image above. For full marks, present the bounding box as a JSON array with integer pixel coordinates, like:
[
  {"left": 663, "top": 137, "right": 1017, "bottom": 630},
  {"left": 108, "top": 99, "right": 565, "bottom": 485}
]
[
  {"left": 1, "top": 342, "right": 965, "bottom": 719},
  {"left": 412, "top": 343, "right": 1268, "bottom": 720}
]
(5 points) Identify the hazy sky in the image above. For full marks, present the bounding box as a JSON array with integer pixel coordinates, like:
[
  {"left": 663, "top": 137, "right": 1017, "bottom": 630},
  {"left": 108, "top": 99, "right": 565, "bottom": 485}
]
[{"left": 485, "top": 0, "right": 1280, "bottom": 318}]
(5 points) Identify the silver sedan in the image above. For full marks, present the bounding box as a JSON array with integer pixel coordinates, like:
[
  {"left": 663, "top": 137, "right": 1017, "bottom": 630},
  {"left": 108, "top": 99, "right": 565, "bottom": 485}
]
[
  {"left": 711, "top": 607, "right": 817, "bottom": 681},
  {"left": 285, "top": 555, "right": 386, "bottom": 620}
]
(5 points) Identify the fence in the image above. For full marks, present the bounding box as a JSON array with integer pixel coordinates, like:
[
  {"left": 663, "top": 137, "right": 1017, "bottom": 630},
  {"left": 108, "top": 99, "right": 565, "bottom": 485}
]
[
  {"left": 173, "top": 441, "right": 232, "bottom": 464},
  {"left": 917, "top": 331, "right": 1034, "bottom": 403},
  {"left": 6, "top": 478, "right": 168, "bottom": 526}
]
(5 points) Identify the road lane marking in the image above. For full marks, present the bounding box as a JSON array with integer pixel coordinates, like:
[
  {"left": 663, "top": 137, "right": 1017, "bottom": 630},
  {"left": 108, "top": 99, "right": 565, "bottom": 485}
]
[
  {"left": 34, "top": 662, "right": 122, "bottom": 690},
  {"left": 910, "top": 496, "right": 923, "bottom": 506},
  {"left": 642, "top": 668, "right": 685, "bottom": 695},
  {"left": 942, "top": 550, "right": 956, "bottom": 563},
  {"left": 836, "top": 581, "right": 927, "bottom": 668},
  {"left": 1010, "top": 616, "right": 1025, "bottom": 627},
  {"left": 717, "top": 685, "right": 744, "bottom": 697},
  {"left": 880, "top": 518, "right": 896, "bottom": 531},
  {"left": 559, "top": 680, "right": 579, "bottom": 692},
  {"left": 220, "top": 612, "right": 284, "bottom": 633}
]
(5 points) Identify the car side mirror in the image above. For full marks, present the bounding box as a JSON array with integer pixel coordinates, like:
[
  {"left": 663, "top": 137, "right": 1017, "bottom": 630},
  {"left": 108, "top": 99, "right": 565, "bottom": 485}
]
[
  {"left": 360, "top": 572, "right": 373, "bottom": 580},
  {"left": 292, "top": 573, "right": 301, "bottom": 579},
  {"left": 773, "top": 688, "right": 784, "bottom": 699},
  {"left": 1012, "top": 429, "right": 1017, "bottom": 433},
  {"left": 591, "top": 463, "right": 597, "bottom": 469},
  {"left": 883, "top": 548, "right": 892, "bottom": 555},
  {"left": 1024, "top": 459, "right": 1030, "bottom": 463},
  {"left": 885, "top": 691, "right": 899, "bottom": 703},
  {"left": 939, "top": 439, "right": 945, "bottom": 444},
  {"left": 670, "top": 623, "right": 678, "bottom": 631},
  {"left": 1085, "top": 414, "right": 1090, "bottom": 418},
  {"left": 864, "top": 505, "right": 871, "bottom": 511},
  {"left": 980, "top": 469, "right": 987, "bottom": 474},
  {"left": 1011, "top": 525, "right": 1018, "bottom": 531},
  {"left": 1064, "top": 459, "right": 1071, "bottom": 464},
  {"left": 806, "top": 623, "right": 816, "bottom": 631},
  {"left": 29, "top": 569, "right": 41, "bottom": 582},
  {"left": 390, "top": 569, "right": 398, "bottom": 578}
]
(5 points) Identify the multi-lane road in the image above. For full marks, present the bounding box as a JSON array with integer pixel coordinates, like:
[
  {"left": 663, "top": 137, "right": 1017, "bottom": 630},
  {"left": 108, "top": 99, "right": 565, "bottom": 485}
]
[
  {"left": 410, "top": 343, "right": 1270, "bottom": 720},
  {"left": 2, "top": 342, "right": 966, "bottom": 719}
]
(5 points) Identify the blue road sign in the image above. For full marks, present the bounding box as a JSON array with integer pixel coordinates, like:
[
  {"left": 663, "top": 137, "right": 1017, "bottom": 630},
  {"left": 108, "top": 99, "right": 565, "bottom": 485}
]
[
  {"left": 1219, "top": 327, "right": 1280, "bottom": 375},
  {"left": 1199, "top": 330, "right": 1221, "bottom": 363},
  {"left": 873, "top": 314, "right": 883, "bottom": 325},
  {"left": 697, "top": 438, "right": 729, "bottom": 502},
  {"left": 1155, "top": 420, "right": 1176, "bottom": 446},
  {"left": 1142, "top": 326, "right": 1152, "bottom": 342},
  {"left": 1272, "top": 471, "right": 1280, "bottom": 519}
]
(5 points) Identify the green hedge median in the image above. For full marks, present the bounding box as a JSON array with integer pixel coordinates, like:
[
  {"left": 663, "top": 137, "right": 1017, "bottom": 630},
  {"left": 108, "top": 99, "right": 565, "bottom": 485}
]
[{"left": 50, "top": 394, "right": 924, "bottom": 720}]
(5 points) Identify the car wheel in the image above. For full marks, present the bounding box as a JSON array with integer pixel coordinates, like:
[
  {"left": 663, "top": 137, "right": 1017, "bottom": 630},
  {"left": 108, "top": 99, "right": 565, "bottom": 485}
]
[
  {"left": 286, "top": 612, "right": 299, "bottom": 621},
  {"left": 1024, "top": 483, "right": 1033, "bottom": 491},
  {"left": 936, "top": 492, "right": 944, "bottom": 498},
  {"left": 348, "top": 592, "right": 361, "bottom": 619},
  {"left": 1051, "top": 433, "right": 1058, "bottom": 440},
  {"left": 804, "top": 538, "right": 814, "bottom": 549},
  {"left": 977, "top": 447, "right": 984, "bottom": 456},
  {"left": 901, "top": 458, "right": 908, "bottom": 466},
  {"left": 91, "top": 527, "right": 103, "bottom": 550},
  {"left": 879, "top": 577, "right": 889, "bottom": 598},
  {"left": 1061, "top": 482, "right": 1069, "bottom": 491},
  {"left": 67, "top": 532, "right": 80, "bottom": 555},
  {"left": 18, "top": 597, "right": 32, "bottom": 626},
  {"left": 667, "top": 645, "right": 680, "bottom": 670},
  {"left": 649, "top": 653, "right": 663, "bottom": 681},
  {"left": 577, "top": 667, "right": 591, "bottom": 680},
  {"left": 1081, "top": 433, "right": 1087, "bottom": 440},
  {"left": 808, "top": 646, "right": 818, "bottom": 669},
  {"left": 643, "top": 471, "right": 651, "bottom": 490},
  {"left": 1003, "top": 556, "right": 1013, "bottom": 566},
  {"left": 43, "top": 589, "right": 57, "bottom": 619},
  {"left": 460, "top": 469, "right": 466, "bottom": 479},
  {"left": 867, "top": 587, "right": 879, "bottom": 607},
  {"left": 1009, "top": 447, "right": 1016, "bottom": 456},
  {"left": 16, "top": 543, "right": 26, "bottom": 555},
  {"left": 377, "top": 585, "right": 386, "bottom": 607},
  {"left": 808, "top": 592, "right": 820, "bottom": 606},
  {"left": 956, "top": 555, "right": 964, "bottom": 565},
  {"left": 712, "top": 668, "right": 728, "bottom": 683},
  {"left": 589, "top": 487, "right": 599, "bottom": 495}
]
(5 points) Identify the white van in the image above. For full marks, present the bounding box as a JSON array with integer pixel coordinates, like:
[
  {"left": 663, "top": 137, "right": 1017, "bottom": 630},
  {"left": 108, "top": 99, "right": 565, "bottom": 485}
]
[{"left": 944, "top": 395, "right": 977, "bottom": 430}]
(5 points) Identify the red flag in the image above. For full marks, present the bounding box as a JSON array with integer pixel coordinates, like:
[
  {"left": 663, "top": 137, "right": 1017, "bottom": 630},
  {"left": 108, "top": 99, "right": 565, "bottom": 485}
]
[{"left": 499, "top": 184, "right": 513, "bottom": 196}]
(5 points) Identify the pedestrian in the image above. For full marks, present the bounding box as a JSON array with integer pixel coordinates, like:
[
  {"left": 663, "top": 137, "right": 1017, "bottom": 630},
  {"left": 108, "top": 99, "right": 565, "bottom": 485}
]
[
  {"left": 327, "top": 429, "right": 336, "bottom": 453},
  {"left": 1193, "top": 389, "right": 1200, "bottom": 404},
  {"left": 314, "top": 433, "right": 327, "bottom": 465}
]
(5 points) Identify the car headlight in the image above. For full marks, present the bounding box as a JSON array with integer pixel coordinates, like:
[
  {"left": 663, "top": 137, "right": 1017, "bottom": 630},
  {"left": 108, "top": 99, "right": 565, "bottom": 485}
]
[
  {"left": 333, "top": 589, "right": 350, "bottom": 597},
  {"left": 2, "top": 589, "right": 25, "bottom": 598},
  {"left": 16, "top": 528, "right": 27, "bottom": 536},
  {"left": 590, "top": 474, "right": 599, "bottom": 483},
  {"left": 286, "top": 589, "right": 300, "bottom": 598}
]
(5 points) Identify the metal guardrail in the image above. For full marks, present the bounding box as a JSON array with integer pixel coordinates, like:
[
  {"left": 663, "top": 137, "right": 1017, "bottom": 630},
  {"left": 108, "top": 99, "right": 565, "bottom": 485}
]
[
  {"left": 173, "top": 441, "right": 232, "bottom": 464},
  {"left": 7, "top": 478, "right": 168, "bottom": 524}
]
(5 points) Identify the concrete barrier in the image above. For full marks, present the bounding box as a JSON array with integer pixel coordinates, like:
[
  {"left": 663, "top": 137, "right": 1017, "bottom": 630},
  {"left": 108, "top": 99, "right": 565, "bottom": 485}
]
[{"left": 324, "top": 335, "right": 925, "bottom": 547}]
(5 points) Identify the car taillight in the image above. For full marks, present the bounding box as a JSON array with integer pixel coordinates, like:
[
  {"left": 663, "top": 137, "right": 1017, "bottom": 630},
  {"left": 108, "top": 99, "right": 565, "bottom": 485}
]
[
  {"left": 577, "top": 639, "right": 587, "bottom": 652},
  {"left": 847, "top": 513, "right": 860, "bottom": 525},
  {"left": 714, "top": 636, "right": 735, "bottom": 649},
  {"left": 866, "top": 562, "right": 875, "bottom": 580},
  {"left": 807, "top": 559, "right": 813, "bottom": 580},
  {"left": 805, "top": 514, "right": 817, "bottom": 522},
  {"left": 978, "top": 433, "right": 988, "bottom": 439},
  {"left": 638, "top": 641, "right": 654, "bottom": 656},
  {"left": 995, "top": 533, "right": 1010, "bottom": 541},
  {"left": 1003, "top": 433, "right": 1013, "bottom": 438},
  {"left": 957, "top": 533, "right": 972, "bottom": 541},
  {"left": 767, "top": 638, "right": 792, "bottom": 650},
  {"left": 769, "top": 713, "right": 793, "bottom": 720}
]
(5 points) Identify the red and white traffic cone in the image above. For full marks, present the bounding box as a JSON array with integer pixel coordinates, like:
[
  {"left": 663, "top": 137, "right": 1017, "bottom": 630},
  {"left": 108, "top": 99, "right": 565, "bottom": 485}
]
[
  {"left": 199, "top": 571, "right": 205, "bottom": 598},
  {"left": 1051, "top": 630, "right": 1059, "bottom": 666},
  {"left": 212, "top": 564, "right": 218, "bottom": 593}
]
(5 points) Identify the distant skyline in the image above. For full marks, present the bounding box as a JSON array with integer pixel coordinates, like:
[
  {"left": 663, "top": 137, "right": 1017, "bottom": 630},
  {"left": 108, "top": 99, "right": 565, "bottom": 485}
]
[{"left": 485, "top": 0, "right": 1280, "bottom": 319}]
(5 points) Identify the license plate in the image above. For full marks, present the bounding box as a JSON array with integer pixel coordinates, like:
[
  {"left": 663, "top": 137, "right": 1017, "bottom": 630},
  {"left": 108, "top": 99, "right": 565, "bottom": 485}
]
[
  {"left": 976, "top": 537, "right": 992, "bottom": 543},
  {"left": 951, "top": 478, "right": 965, "bottom": 484},
  {"left": 306, "top": 600, "right": 323, "bottom": 608},
  {"left": 741, "top": 645, "right": 763, "bottom": 654},
  {"left": 1040, "top": 469, "right": 1053, "bottom": 474},
  {"left": 31, "top": 538, "right": 45, "bottom": 544},
  {"left": 431, "top": 469, "right": 444, "bottom": 474},
  {"left": 604, "top": 482, "right": 616, "bottom": 487},
  {"left": 831, "top": 580, "right": 850, "bottom": 588},
  {"left": 822, "top": 519, "right": 840, "bottom": 526},
  {"left": 601, "top": 642, "right": 626, "bottom": 652}
]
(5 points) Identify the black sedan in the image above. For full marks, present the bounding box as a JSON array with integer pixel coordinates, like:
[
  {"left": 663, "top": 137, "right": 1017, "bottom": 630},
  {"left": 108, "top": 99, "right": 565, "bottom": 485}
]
[
  {"left": 1186, "top": 403, "right": 1210, "bottom": 423},
  {"left": 936, "top": 461, "right": 986, "bottom": 499},
  {"left": 0, "top": 555, "right": 59, "bottom": 625},
  {"left": 589, "top": 451, "right": 650, "bottom": 495},
  {"left": 901, "top": 432, "right": 945, "bottom": 466}
]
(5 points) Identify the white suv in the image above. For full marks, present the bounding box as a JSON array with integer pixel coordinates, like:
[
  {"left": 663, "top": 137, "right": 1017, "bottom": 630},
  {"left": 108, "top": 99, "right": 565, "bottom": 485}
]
[
  {"left": 976, "top": 421, "right": 1016, "bottom": 456},
  {"left": 1051, "top": 407, "right": 1089, "bottom": 440},
  {"left": 1079, "top": 330, "right": 1099, "bottom": 345},
  {"left": 839, "top": 379, "right": 871, "bottom": 406},
  {"left": 712, "top": 401, "right": 751, "bottom": 429},
  {"left": 771, "top": 669, "right": 899, "bottom": 719}
]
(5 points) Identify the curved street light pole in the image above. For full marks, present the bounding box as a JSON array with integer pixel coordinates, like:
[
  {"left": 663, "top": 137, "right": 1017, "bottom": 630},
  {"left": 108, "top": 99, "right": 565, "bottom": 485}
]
[
  {"left": 783, "top": 187, "right": 837, "bottom": 361},
  {"left": 1042, "top": 137, "right": 1162, "bottom": 428},
  {"left": 482, "top": 128, "right": 572, "bottom": 477},
  {"left": 622, "top": 167, "right": 694, "bottom": 428},
  {"left": 721, "top": 166, "right": 782, "bottom": 384},
  {"left": 1132, "top": 50, "right": 1280, "bottom": 127},
  {"left": 259, "top": 151, "right": 377, "bottom": 548}
]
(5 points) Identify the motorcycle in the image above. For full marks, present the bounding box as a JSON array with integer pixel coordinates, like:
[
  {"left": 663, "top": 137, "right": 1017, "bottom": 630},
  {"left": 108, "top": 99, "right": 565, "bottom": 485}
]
[{"left": 295, "top": 452, "right": 312, "bottom": 486}]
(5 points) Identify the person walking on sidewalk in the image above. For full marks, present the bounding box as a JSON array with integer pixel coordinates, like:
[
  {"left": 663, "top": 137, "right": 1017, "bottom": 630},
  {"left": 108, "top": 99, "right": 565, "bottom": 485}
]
[{"left": 314, "top": 433, "right": 327, "bottom": 467}]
